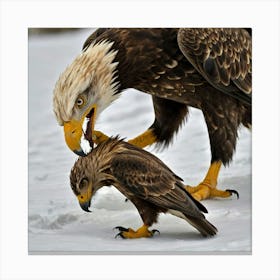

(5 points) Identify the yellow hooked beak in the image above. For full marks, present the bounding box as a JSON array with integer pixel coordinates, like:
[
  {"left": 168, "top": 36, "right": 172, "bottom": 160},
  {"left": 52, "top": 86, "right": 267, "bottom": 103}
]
[
  {"left": 77, "top": 185, "right": 93, "bottom": 212},
  {"left": 63, "top": 105, "right": 96, "bottom": 156}
]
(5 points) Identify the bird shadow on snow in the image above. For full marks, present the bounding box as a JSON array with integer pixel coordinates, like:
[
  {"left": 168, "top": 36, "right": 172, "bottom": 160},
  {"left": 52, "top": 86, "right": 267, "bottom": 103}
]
[{"left": 158, "top": 231, "right": 204, "bottom": 241}]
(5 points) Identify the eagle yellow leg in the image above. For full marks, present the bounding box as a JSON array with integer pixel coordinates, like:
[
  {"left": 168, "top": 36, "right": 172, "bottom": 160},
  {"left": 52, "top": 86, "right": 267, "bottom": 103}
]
[
  {"left": 115, "top": 224, "right": 159, "bottom": 239},
  {"left": 128, "top": 129, "right": 157, "bottom": 148},
  {"left": 186, "top": 161, "right": 238, "bottom": 201},
  {"left": 92, "top": 129, "right": 157, "bottom": 148},
  {"left": 92, "top": 130, "right": 110, "bottom": 144}
]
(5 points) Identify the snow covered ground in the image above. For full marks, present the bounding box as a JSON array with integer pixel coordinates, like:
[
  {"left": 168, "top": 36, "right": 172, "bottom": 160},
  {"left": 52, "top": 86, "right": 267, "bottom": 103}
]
[{"left": 28, "top": 29, "right": 251, "bottom": 254}]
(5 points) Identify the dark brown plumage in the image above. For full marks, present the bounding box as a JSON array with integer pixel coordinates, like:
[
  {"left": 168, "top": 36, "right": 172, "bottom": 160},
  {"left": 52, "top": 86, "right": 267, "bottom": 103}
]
[
  {"left": 70, "top": 137, "right": 217, "bottom": 238},
  {"left": 83, "top": 28, "right": 251, "bottom": 163}
]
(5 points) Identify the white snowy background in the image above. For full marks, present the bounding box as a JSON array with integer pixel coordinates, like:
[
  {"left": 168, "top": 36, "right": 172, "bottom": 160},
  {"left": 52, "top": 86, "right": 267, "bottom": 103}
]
[{"left": 28, "top": 29, "right": 251, "bottom": 254}]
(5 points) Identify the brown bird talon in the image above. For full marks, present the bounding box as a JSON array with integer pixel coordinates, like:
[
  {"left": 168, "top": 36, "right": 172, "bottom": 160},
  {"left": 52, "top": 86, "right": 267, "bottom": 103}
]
[
  {"left": 226, "top": 189, "right": 239, "bottom": 199},
  {"left": 115, "top": 232, "right": 125, "bottom": 239}
]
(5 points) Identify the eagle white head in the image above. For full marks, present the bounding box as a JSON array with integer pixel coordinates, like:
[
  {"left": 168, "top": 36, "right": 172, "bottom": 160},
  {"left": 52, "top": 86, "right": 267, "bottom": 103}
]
[{"left": 53, "top": 40, "right": 119, "bottom": 156}]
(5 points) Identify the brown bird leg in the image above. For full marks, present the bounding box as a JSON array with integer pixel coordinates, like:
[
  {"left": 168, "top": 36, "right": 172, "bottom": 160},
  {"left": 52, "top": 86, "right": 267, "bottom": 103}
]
[
  {"left": 185, "top": 161, "right": 239, "bottom": 201},
  {"left": 114, "top": 224, "right": 159, "bottom": 239}
]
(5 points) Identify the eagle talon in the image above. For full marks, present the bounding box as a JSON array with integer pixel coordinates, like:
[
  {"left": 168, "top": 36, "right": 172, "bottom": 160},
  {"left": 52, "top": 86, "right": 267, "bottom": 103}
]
[
  {"left": 151, "top": 229, "right": 160, "bottom": 235},
  {"left": 114, "top": 226, "right": 131, "bottom": 239},
  {"left": 226, "top": 189, "right": 239, "bottom": 199},
  {"left": 115, "top": 232, "right": 125, "bottom": 239},
  {"left": 114, "top": 226, "right": 129, "bottom": 232}
]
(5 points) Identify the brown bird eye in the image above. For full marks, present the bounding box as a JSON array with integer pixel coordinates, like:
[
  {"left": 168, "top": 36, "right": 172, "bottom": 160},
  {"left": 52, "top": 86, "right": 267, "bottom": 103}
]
[{"left": 80, "top": 178, "right": 88, "bottom": 189}]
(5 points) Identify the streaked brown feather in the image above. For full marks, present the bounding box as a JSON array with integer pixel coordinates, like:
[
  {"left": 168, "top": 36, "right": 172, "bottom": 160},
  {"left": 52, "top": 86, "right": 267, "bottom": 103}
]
[
  {"left": 110, "top": 145, "right": 206, "bottom": 220},
  {"left": 177, "top": 28, "right": 252, "bottom": 101}
]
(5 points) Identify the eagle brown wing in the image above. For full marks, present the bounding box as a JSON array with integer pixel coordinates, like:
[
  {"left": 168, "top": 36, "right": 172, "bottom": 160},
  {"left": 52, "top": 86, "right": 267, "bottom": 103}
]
[
  {"left": 82, "top": 28, "right": 110, "bottom": 50},
  {"left": 110, "top": 150, "right": 207, "bottom": 219},
  {"left": 177, "top": 28, "right": 252, "bottom": 104}
]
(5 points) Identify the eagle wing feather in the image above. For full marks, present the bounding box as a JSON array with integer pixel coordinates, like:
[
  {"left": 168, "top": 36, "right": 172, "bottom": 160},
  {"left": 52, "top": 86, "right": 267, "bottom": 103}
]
[{"left": 177, "top": 28, "right": 252, "bottom": 104}]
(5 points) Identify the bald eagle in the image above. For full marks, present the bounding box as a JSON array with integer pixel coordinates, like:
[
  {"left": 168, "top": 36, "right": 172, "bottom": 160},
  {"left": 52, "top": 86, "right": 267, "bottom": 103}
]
[
  {"left": 70, "top": 137, "right": 217, "bottom": 238},
  {"left": 53, "top": 28, "right": 251, "bottom": 201}
]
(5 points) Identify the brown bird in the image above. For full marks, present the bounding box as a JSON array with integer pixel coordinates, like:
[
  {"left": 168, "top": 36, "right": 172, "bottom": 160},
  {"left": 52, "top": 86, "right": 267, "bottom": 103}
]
[
  {"left": 70, "top": 137, "right": 217, "bottom": 239},
  {"left": 54, "top": 28, "right": 251, "bottom": 201}
]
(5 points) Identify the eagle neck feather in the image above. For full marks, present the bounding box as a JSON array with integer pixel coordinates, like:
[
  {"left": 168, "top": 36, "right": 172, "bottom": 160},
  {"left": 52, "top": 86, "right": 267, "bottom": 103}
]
[{"left": 83, "top": 40, "right": 121, "bottom": 118}]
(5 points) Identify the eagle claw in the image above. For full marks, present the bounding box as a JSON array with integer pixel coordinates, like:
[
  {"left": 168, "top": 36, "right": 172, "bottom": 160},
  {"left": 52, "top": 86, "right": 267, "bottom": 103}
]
[
  {"left": 114, "top": 226, "right": 129, "bottom": 232},
  {"left": 226, "top": 189, "right": 239, "bottom": 199},
  {"left": 151, "top": 229, "right": 160, "bottom": 235},
  {"left": 115, "top": 232, "right": 126, "bottom": 239},
  {"left": 114, "top": 226, "right": 130, "bottom": 239}
]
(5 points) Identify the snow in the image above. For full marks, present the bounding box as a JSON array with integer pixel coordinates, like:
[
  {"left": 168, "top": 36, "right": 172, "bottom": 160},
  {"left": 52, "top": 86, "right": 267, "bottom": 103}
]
[{"left": 28, "top": 29, "right": 251, "bottom": 254}]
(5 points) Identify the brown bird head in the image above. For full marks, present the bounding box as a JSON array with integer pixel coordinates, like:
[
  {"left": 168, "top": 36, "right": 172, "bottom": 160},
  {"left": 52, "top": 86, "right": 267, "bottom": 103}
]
[
  {"left": 69, "top": 138, "right": 125, "bottom": 211},
  {"left": 70, "top": 154, "right": 106, "bottom": 212},
  {"left": 53, "top": 40, "right": 120, "bottom": 157}
]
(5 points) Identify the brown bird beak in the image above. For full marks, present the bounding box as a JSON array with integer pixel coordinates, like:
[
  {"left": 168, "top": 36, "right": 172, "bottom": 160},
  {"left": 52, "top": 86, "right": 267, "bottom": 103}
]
[
  {"left": 77, "top": 186, "right": 93, "bottom": 212},
  {"left": 79, "top": 200, "right": 92, "bottom": 212}
]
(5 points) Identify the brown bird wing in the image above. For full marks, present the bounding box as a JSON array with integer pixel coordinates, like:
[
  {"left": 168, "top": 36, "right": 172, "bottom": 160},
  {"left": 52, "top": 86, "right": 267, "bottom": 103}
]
[
  {"left": 110, "top": 150, "right": 206, "bottom": 220},
  {"left": 177, "top": 28, "right": 252, "bottom": 104}
]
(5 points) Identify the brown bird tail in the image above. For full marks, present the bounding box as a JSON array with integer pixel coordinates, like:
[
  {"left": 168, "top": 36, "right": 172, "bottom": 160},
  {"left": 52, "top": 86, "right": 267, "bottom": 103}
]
[{"left": 184, "top": 215, "right": 218, "bottom": 237}]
